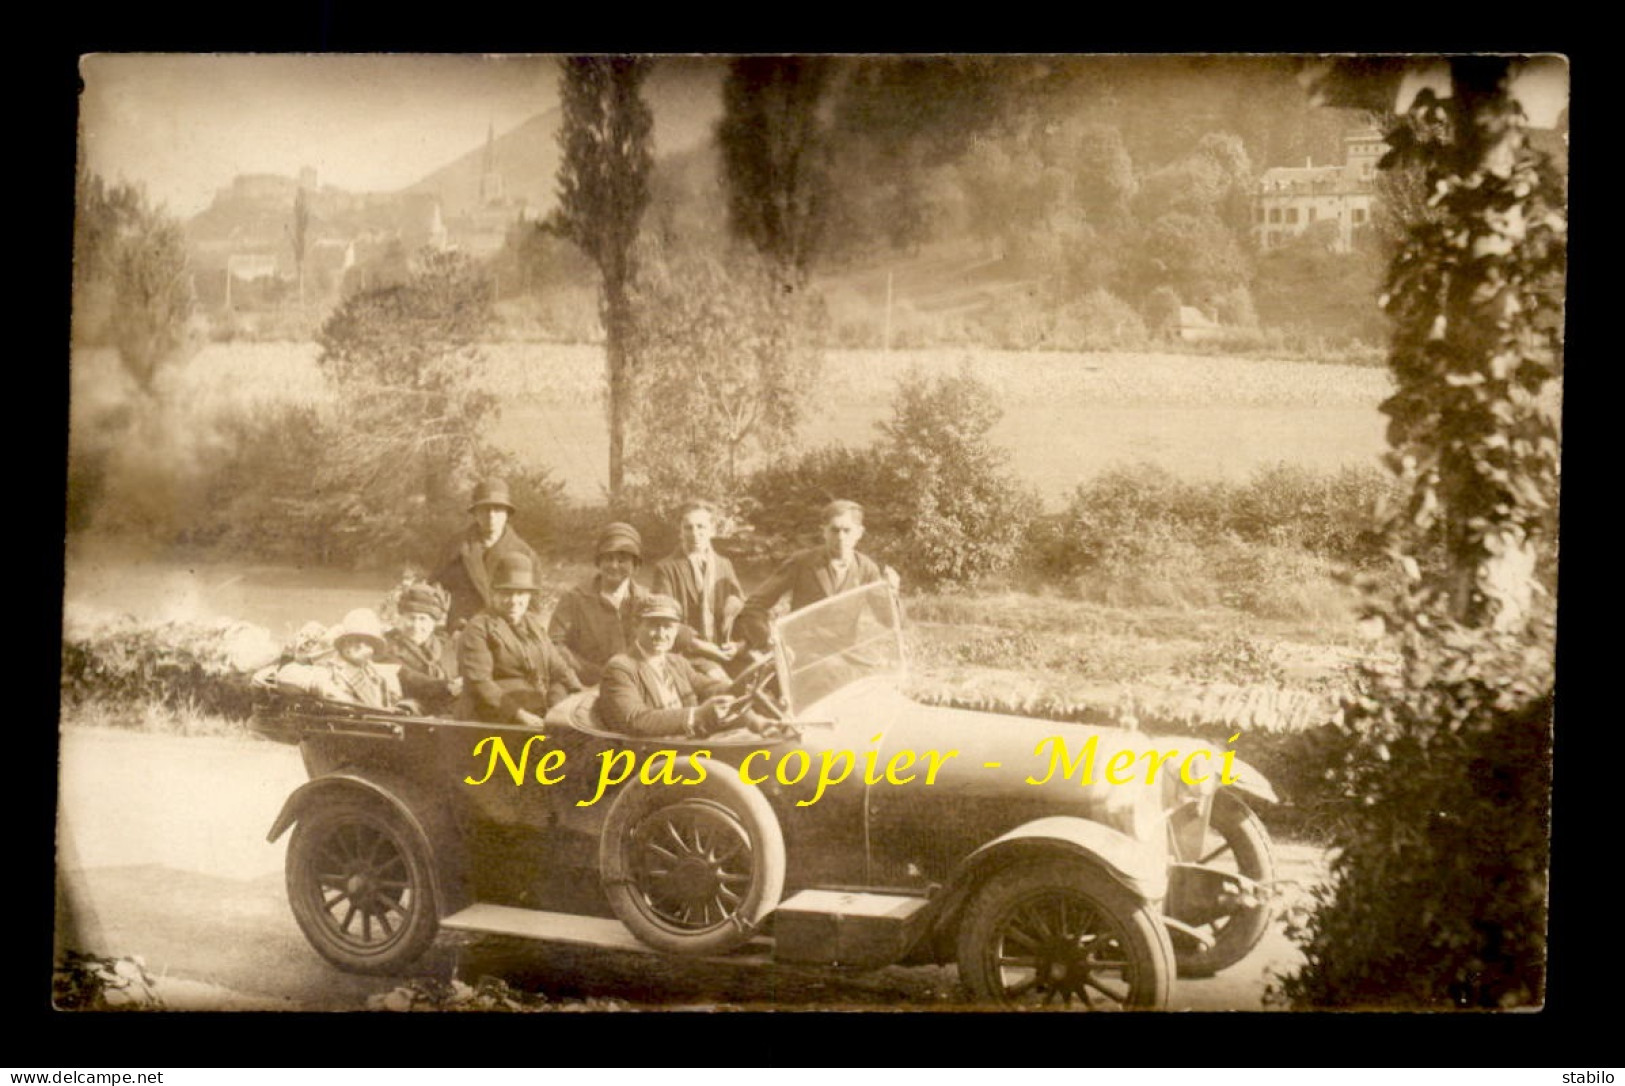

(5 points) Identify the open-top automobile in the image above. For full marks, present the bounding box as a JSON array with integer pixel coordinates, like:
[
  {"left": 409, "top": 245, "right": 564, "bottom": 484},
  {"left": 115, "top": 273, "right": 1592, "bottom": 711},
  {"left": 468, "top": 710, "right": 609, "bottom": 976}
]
[{"left": 253, "top": 581, "right": 1278, "bottom": 1009}]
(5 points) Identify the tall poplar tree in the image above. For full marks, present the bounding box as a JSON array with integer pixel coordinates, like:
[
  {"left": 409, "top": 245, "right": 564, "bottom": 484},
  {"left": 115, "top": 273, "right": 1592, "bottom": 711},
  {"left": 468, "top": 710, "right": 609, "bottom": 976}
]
[{"left": 549, "top": 55, "right": 655, "bottom": 500}]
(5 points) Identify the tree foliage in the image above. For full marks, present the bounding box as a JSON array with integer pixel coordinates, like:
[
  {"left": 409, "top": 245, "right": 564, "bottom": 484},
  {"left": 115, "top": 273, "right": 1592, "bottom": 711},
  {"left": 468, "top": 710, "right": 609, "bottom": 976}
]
[
  {"left": 717, "top": 57, "right": 839, "bottom": 284},
  {"left": 308, "top": 248, "right": 502, "bottom": 562},
  {"left": 548, "top": 55, "right": 655, "bottom": 500},
  {"left": 623, "top": 243, "right": 825, "bottom": 518},
  {"left": 72, "top": 168, "right": 196, "bottom": 393},
  {"left": 1279, "top": 56, "right": 1564, "bottom": 1011},
  {"left": 746, "top": 366, "right": 1038, "bottom": 588}
]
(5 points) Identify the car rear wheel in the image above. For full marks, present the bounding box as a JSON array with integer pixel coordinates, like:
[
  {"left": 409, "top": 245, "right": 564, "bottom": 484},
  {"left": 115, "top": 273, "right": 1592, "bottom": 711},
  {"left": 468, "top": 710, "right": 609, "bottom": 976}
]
[
  {"left": 956, "top": 859, "right": 1173, "bottom": 1010},
  {"left": 600, "top": 773, "right": 786, "bottom": 955},
  {"left": 286, "top": 796, "right": 438, "bottom": 974},
  {"left": 1166, "top": 791, "right": 1276, "bottom": 978}
]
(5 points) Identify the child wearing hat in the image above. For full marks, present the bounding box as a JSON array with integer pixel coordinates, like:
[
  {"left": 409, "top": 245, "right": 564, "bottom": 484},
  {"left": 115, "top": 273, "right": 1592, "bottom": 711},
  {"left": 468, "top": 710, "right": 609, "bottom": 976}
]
[
  {"left": 318, "top": 608, "right": 404, "bottom": 710},
  {"left": 548, "top": 521, "right": 697, "bottom": 686},
  {"left": 381, "top": 583, "right": 462, "bottom": 716}
]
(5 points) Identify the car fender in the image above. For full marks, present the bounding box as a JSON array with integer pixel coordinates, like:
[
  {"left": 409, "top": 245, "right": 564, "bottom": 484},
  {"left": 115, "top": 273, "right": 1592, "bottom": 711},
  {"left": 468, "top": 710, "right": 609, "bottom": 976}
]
[
  {"left": 266, "top": 769, "right": 470, "bottom": 917},
  {"left": 959, "top": 815, "right": 1168, "bottom": 903},
  {"left": 1225, "top": 757, "right": 1278, "bottom": 807}
]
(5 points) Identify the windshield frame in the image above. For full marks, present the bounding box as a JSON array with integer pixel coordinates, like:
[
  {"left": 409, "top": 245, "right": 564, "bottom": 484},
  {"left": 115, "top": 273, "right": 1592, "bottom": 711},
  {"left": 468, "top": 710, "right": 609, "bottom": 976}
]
[{"left": 769, "top": 582, "right": 908, "bottom": 717}]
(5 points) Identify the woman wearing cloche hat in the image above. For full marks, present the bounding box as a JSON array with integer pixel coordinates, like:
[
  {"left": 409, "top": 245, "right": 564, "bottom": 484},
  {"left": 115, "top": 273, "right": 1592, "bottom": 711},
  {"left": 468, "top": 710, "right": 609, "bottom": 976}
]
[
  {"left": 432, "top": 476, "right": 545, "bottom": 633},
  {"left": 547, "top": 521, "right": 698, "bottom": 686},
  {"left": 457, "top": 553, "right": 582, "bottom": 727}
]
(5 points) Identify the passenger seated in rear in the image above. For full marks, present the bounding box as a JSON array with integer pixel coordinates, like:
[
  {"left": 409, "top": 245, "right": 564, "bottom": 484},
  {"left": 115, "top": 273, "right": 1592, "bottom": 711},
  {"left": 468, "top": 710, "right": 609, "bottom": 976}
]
[
  {"left": 318, "top": 609, "right": 403, "bottom": 711},
  {"left": 597, "top": 595, "right": 769, "bottom": 739},
  {"left": 381, "top": 583, "right": 462, "bottom": 716},
  {"left": 458, "top": 553, "right": 581, "bottom": 728}
]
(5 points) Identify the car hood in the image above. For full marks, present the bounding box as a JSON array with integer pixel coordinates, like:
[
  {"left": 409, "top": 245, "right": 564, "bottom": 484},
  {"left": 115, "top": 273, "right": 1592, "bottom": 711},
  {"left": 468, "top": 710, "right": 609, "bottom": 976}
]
[{"left": 801, "top": 680, "right": 1272, "bottom": 805}]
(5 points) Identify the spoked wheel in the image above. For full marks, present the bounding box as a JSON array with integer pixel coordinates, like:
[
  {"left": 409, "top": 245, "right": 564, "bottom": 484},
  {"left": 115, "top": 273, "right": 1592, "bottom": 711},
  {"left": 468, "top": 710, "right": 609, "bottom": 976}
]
[
  {"left": 286, "top": 796, "right": 438, "bottom": 974},
  {"left": 1166, "top": 791, "right": 1277, "bottom": 978},
  {"left": 957, "top": 860, "right": 1173, "bottom": 1010},
  {"left": 601, "top": 774, "right": 785, "bottom": 955}
]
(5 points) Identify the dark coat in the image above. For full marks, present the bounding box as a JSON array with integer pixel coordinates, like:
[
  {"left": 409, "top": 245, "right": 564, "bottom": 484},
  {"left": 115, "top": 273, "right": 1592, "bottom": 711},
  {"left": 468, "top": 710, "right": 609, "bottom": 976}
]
[
  {"left": 649, "top": 550, "right": 744, "bottom": 644},
  {"left": 457, "top": 610, "right": 581, "bottom": 724},
  {"left": 548, "top": 578, "right": 695, "bottom": 687},
  {"left": 433, "top": 525, "right": 544, "bottom": 632},
  {"left": 595, "top": 649, "right": 730, "bottom": 738},
  {"left": 381, "top": 628, "right": 458, "bottom": 714},
  {"left": 736, "top": 546, "right": 886, "bottom": 649}
]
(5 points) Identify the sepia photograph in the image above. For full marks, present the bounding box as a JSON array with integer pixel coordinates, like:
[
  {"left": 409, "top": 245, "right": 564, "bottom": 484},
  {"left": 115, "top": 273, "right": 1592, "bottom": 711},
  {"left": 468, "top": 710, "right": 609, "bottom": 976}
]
[{"left": 56, "top": 53, "right": 1567, "bottom": 1015}]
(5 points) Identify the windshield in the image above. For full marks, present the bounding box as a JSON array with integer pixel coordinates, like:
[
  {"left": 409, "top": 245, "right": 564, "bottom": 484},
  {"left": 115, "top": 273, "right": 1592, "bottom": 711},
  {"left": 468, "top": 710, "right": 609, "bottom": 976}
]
[{"left": 774, "top": 583, "right": 906, "bottom": 716}]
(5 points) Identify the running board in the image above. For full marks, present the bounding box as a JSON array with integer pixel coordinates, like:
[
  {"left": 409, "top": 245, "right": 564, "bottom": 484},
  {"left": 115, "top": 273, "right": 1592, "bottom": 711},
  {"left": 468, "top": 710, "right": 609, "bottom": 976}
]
[{"left": 440, "top": 904, "right": 773, "bottom": 963}]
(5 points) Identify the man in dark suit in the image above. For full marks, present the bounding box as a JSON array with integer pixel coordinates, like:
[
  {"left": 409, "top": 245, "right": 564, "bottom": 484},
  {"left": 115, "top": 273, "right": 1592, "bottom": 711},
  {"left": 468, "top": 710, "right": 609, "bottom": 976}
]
[
  {"left": 736, "top": 499, "right": 899, "bottom": 652},
  {"left": 649, "top": 500, "right": 744, "bottom": 679},
  {"left": 433, "top": 477, "right": 544, "bottom": 632},
  {"left": 596, "top": 595, "right": 744, "bottom": 739},
  {"left": 458, "top": 553, "right": 581, "bottom": 727}
]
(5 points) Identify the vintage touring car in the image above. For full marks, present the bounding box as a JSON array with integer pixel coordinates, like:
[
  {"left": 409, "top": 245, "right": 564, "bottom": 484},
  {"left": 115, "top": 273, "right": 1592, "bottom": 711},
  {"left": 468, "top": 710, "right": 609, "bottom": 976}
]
[{"left": 252, "top": 582, "right": 1278, "bottom": 1009}]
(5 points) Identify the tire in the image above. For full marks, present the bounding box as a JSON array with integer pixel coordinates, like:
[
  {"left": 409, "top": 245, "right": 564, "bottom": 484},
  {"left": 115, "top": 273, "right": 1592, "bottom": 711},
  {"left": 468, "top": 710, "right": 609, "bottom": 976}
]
[
  {"left": 1167, "top": 791, "right": 1277, "bottom": 978},
  {"left": 600, "top": 772, "right": 786, "bottom": 956},
  {"left": 286, "top": 795, "right": 439, "bottom": 975},
  {"left": 956, "top": 858, "right": 1174, "bottom": 1010}
]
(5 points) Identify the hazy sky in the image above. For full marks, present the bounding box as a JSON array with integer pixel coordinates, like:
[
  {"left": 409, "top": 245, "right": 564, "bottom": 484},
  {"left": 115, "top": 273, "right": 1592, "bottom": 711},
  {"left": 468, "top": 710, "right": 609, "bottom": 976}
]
[{"left": 78, "top": 54, "right": 724, "bottom": 218}]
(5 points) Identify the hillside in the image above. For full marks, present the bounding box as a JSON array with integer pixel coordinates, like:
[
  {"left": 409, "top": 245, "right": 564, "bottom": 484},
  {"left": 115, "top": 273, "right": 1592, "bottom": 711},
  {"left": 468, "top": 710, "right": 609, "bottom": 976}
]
[{"left": 402, "top": 108, "right": 563, "bottom": 220}]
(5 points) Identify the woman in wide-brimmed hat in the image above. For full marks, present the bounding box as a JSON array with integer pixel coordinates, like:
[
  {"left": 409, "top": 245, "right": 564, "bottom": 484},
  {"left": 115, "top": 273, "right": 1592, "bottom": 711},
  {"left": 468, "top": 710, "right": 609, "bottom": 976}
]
[
  {"left": 457, "top": 553, "right": 581, "bottom": 727},
  {"left": 319, "top": 608, "right": 403, "bottom": 710}
]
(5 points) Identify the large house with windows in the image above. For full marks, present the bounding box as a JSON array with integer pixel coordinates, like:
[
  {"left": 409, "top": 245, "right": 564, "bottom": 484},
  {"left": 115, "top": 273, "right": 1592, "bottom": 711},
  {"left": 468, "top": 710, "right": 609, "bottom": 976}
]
[{"left": 1253, "top": 131, "right": 1385, "bottom": 253}]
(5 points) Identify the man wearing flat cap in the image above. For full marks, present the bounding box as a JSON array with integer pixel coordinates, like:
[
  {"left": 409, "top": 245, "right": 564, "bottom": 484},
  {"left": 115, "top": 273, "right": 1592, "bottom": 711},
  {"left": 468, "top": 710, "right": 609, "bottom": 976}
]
[
  {"left": 549, "top": 522, "right": 696, "bottom": 686},
  {"left": 458, "top": 553, "right": 581, "bottom": 727},
  {"left": 433, "top": 477, "right": 544, "bottom": 633},
  {"left": 597, "top": 594, "right": 758, "bottom": 739}
]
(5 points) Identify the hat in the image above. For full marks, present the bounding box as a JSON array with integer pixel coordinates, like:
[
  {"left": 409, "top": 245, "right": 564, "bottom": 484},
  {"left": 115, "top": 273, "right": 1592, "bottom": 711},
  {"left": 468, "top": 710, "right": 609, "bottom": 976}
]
[
  {"left": 331, "top": 608, "right": 388, "bottom": 655},
  {"left": 398, "top": 584, "right": 447, "bottom": 621},
  {"left": 469, "top": 477, "right": 516, "bottom": 514},
  {"left": 596, "top": 522, "right": 643, "bottom": 561},
  {"left": 491, "top": 553, "right": 543, "bottom": 593},
  {"left": 637, "top": 594, "right": 684, "bottom": 624}
]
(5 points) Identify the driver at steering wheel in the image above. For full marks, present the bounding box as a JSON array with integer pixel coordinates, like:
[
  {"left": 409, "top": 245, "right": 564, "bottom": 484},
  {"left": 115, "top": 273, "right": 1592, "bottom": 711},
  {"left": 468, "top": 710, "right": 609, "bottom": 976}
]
[{"left": 597, "top": 595, "right": 772, "bottom": 740}]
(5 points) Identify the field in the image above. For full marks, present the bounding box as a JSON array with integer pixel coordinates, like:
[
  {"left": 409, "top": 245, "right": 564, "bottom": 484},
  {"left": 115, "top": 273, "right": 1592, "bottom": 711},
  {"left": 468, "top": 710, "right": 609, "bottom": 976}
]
[{"left": 73, "top": 341, "right": 1393, "bottom": 506}]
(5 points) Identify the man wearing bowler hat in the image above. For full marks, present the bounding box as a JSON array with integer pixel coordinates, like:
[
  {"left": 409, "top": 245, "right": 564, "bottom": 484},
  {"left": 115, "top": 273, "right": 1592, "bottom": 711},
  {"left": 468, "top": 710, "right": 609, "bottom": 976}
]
[
  {"left": 458, "top": 553, "right": 581, "bottom": 727},
  {"left": 433, "top": 477, "right": 544, "bottom": 632}
]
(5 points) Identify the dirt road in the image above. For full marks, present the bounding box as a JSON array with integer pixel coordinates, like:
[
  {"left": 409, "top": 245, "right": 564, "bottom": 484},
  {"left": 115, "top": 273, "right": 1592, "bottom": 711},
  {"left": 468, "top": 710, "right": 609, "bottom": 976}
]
[{"left": 56, "top": 726, "right": 1323, "bottom": 1012}]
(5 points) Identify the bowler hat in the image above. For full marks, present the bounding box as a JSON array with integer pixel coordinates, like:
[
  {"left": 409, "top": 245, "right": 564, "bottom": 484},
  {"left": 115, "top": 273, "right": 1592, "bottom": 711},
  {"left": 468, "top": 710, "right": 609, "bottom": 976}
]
[
  {"left": 637, "top": 594, "right": 684, "bottom": 624},
  {"left": 596, "top": 522, "right": 643, "bottom": 561},
  {"left": 398, "top": 584, "right": 448, "bottom": 621},
  {"left": 331, "top": 608, "right": 389, "bottom": 655},
  {"left": 469, "top": 477, "right": 516, "bottom": 513},
  {"left": 491, "top": 553, "right": 543, "bottom": 593}
]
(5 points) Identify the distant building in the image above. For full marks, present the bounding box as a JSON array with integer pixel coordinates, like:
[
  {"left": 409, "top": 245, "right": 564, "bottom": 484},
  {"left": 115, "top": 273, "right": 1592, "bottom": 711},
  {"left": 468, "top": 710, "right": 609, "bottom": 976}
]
[{"left": 1252, "top": 131, "right": 1385, "bottom": 253}]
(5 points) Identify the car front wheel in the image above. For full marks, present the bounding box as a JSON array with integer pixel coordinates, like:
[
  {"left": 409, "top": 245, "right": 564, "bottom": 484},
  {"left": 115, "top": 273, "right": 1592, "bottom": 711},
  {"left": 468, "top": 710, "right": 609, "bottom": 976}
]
[
  {"left": 956, "top": 859, "right": 1173, "bottom": 1010},
  {"left": 1166, "top": 791, "right": 1276, "bottom": 978},
  {"left": 285, "top": 795, "right": 439, "bottom": 974}
]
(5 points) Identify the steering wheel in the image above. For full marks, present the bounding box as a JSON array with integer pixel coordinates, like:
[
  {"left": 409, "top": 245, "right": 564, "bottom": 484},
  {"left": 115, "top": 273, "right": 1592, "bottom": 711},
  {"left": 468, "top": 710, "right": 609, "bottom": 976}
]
[{"left": 728, "top": 654, "right": 787, "bottom": 724}]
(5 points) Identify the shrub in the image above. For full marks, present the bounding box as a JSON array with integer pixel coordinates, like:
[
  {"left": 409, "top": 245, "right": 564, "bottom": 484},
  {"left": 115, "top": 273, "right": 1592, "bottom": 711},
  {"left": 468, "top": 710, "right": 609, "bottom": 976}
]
[
  {"left": 1050, "top": 289, "right": 1149, "bottom": 350},
  {"left": 54, "top": 953, "right": 162, "bottom": 1011},
  {"left": 1277, "top": 623, "right": 1553, "bottom": 1008},
  {"left": 60, "top": 605, "right": 281, "bottom": 722},
  {"left": 745, "top": 368, "right": 1039, "bottom": 588},
  {"left": 742, "top": 444, "right": 902, "bottom": 558}
]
